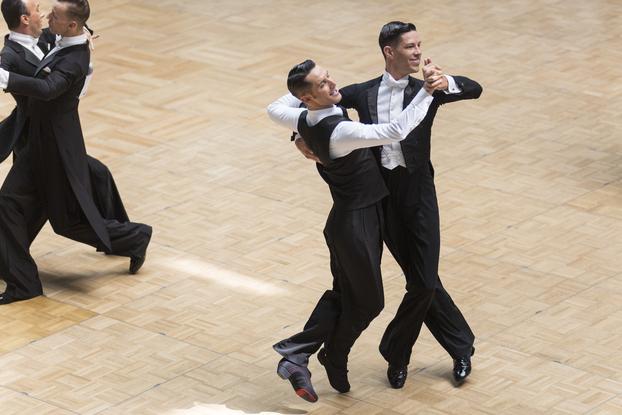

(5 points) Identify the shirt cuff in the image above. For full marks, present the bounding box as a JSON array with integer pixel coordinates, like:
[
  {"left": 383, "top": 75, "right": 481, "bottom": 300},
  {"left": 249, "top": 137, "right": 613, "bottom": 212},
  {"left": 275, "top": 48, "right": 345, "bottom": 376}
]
[
  {"left": 443, "top": 75, "right": 462, "bottom": 94},
  {"left": 0, "top": 68, "right": 9, "bottom": 89}
]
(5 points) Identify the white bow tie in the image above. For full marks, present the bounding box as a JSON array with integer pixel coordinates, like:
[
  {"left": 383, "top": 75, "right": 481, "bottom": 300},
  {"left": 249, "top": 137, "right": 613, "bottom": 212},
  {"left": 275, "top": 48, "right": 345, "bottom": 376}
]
[{"left": 384, "top": 77, "right": 408, "bottom": 90}]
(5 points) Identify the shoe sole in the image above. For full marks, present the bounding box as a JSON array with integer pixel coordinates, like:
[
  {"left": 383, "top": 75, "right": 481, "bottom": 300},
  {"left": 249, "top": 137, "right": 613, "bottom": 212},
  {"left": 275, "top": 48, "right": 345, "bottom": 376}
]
[
  {"left": 453, "top": 377, "right": 468, "bottom": 386},
  {"left": 389, "top": 379, "right": 406, "bottom": 389},
  {"left": 277, "top": 364, "right": 318, "bottom": 403}
]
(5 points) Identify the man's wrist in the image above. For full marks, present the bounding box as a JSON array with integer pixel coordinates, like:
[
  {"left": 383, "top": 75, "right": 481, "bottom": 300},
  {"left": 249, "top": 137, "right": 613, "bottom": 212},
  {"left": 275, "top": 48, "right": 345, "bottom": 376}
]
[{"left": 443, "top": 75, "right": 461, "bottom": 94}]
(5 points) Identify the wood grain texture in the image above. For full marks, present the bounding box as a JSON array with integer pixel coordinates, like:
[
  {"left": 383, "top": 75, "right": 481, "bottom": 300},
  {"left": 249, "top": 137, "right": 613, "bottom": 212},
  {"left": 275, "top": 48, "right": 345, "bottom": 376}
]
[{"left": 0, "top": 0, "right": 621, "bottom": 413}]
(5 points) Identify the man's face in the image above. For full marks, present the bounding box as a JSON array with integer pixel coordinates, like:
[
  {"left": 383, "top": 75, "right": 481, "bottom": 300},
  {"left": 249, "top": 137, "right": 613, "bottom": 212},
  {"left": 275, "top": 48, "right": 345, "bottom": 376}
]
[
  {"left": 388, "top": 30, "right": 422, "bottom": 75},
  {"left": 23, "top": 0, "right": 44, "bottom": 38},
  {"left": 301, "top": 65, "right": 341, "bottom": 108},
  {"left": 47, "top": 1, "right": 73, "bottom": 36}
]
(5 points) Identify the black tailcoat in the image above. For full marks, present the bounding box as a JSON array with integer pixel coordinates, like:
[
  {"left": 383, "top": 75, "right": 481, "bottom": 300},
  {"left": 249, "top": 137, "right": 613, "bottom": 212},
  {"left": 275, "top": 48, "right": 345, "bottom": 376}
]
[
  {"left": 0, "top": 31, "right": 128, "bottom": 221},
  {"left": 5, "top": 42, "right": 113, "bottom": 249},
  {"left": 340, "top": 75, "right": 482, "bottom": 175}
]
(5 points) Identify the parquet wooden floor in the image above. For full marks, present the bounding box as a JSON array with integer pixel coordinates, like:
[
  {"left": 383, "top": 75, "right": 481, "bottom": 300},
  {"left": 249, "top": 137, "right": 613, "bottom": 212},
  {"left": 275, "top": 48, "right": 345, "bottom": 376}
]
[{"left": 0, "top": 0, "right": 621, "bottom": 413}]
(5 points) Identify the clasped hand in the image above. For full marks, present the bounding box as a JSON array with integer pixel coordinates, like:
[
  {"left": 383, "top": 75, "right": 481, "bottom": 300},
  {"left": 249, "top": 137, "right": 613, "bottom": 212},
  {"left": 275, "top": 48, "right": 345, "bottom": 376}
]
[{"left": 422, "top": 57, "right": 448, "bottom": 93}]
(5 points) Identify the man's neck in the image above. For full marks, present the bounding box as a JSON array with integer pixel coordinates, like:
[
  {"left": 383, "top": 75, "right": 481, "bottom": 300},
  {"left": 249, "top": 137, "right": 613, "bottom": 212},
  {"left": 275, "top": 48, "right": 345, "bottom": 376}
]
[
  {"left": 61, "top": 33, "right": 81, "bottom": 39},
  {"left": 385, "top": 66, "right": 412, "bottom": 81},
  {"left": 307, "top": 103, "right": 334, "bottom": 111},
  {"left": 11, "top": 28, "right": 35, "bottom": 38}
]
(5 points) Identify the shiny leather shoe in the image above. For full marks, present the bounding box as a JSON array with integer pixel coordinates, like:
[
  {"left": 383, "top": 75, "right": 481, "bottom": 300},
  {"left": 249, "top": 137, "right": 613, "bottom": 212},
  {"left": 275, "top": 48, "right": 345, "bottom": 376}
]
[
  {"left": 453, "top": 347, "right": 475, "bottom": 385},
  {"left": 276, "top": 358, "right": 318, "bottom": 403},
  {"left": 318, "top": 348, "right": 350, "bottom": 393},
  {"left": 387, "top": 364, "right": 408, "bottom": 389},
  {"left": 129, "top": 225, "right": 152, "bottom": 274}
]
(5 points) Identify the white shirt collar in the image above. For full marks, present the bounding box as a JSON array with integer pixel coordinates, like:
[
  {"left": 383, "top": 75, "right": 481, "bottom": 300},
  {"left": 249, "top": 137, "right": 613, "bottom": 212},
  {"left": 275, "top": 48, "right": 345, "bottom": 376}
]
[
  {"left": 55, "top": 33, "right": 88, "bottom": 49},
  {"left": 306, "top": 105, "right": 344, "bottom": 127},
  {"left": 381, "top": 71, "right": 409, "bottom": 90},
  {"left": 9, "top": 31, "right": 39, "bottom": 49}
]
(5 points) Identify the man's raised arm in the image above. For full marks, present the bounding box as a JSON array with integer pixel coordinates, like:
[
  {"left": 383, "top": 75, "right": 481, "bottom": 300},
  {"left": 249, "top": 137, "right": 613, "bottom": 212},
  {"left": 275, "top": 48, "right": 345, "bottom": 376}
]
[
  {"left": 329, "top": 87, "right": 433, "bottom": 158},
  {"left": 267, "top": 93, "right": 305, "bottom": 133}
]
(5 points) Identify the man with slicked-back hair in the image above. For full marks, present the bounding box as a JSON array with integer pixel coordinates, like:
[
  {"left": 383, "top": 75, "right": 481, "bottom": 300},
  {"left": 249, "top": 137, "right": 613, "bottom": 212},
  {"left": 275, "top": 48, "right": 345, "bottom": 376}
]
[{"left": 322, "top": 21, "right": 482, "bottom": 389}]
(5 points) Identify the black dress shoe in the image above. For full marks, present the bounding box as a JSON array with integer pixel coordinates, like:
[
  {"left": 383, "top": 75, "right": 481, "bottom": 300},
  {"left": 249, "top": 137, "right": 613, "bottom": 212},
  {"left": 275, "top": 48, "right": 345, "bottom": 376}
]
[
  {"left": 129, "top": 226, "right": 152, "bottom": 274},
  {"left": 129, "top": 255, "right": 146, "bottom": 274},
  {"left": 318, "top": 348, "right": 350, "bottom": 393},
  {"left": 0, "top": 292, "right": 41, "bottom": 305},
  {"left": 453, "top": 347, "right": 475, "bottom": 385},
  {"left": 387, "top": 364, "right": 408, "bottom": 389},
  {"left": 276, "top": 358, "right": 318, "bottom": 403}
]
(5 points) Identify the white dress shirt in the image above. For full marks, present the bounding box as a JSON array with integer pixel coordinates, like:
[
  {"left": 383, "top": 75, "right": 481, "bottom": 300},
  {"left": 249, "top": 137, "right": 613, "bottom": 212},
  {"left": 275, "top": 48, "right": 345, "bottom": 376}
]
[
  {"left": 46, "top": 33, "right": 88, "bottom": 58},
  {"left": 378, "top": 71, "right": 461, "bottom": 169},
  {"left": 267, "top": 88, "right": 433, "bottom": 159}
]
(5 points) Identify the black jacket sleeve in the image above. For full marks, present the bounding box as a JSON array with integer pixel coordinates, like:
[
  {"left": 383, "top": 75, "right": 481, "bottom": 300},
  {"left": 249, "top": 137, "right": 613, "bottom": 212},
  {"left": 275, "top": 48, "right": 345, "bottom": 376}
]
[
  {"left": 339, "top": 82, "right": 364, "bottom": 109},
  {"left": 433, "top": 75, "right": 482, "bottom": 105},
  {"left": 6, "top": 59, "right": 84, "bottom": 101},
  {"left": 0, "top": 48, "right": 18, "bottom": 71}
]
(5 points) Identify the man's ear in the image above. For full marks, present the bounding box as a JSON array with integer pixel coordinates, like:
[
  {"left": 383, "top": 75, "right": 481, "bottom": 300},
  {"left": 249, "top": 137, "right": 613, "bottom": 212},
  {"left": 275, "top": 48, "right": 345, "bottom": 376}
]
[
  {"left": 300, "top": 93, "right": 313, "bottom": 106},
  {"left": 20, "top": 14, "right": 30, "bottom": 27},
  {"left": 383, "top": 45, "right": 393, "bottom": 60}
]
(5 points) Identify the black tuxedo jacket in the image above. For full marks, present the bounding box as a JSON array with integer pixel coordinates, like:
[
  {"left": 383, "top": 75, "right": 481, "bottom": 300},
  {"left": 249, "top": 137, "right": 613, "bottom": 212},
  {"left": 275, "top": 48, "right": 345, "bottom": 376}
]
[
  {"left": 339, "top": 75, "right": 482, "bottom": 172},
  {"left": 0, "top": 30, "right": 55, "bottom": 161},
  {"left": 5, "top": 40, "right": 112, "bottom": 251}
]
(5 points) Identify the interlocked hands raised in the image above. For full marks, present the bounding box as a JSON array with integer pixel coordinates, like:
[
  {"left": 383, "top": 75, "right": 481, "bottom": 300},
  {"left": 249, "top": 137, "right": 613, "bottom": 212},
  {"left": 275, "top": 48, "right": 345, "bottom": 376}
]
[{"left": 422, "top": 57, "right": 448, "bottom": 94}]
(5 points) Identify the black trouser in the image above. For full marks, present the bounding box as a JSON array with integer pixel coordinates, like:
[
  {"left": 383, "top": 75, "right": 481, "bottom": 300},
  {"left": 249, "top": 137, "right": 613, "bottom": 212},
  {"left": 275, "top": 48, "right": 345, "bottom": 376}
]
[
  {"left": 274, "top": 201, "right": 385, "bottom": 368},
  {"left": 0, "top": 153, "right": 150, "bottom": 300},
  {"left": 379, "top": 165, "right": 474, "bottom": 367},
  {"left": 88, "top": 156, "right": 129, "bottom": 223}
]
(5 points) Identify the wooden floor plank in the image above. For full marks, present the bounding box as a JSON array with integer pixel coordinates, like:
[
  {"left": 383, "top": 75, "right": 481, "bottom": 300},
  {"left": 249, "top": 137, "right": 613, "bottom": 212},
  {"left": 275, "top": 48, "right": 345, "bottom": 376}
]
[{"left": 0, "top": 0, "right": 621, "bottom": 413}]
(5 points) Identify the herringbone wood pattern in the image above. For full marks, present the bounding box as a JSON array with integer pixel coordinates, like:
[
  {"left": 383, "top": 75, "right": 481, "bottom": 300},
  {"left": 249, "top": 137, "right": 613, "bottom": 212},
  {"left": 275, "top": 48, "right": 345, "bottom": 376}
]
[{"left": 0, "top": 0, "right": 621, "bottom": 414}]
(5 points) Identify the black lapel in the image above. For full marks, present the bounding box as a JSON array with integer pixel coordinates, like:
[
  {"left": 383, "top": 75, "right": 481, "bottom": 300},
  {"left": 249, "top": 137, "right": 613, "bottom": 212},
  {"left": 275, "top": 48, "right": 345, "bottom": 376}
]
[
  {"left": 34, "top": 51, "right": 57, "bottom": 76},
  {"left": 23, "top": 47, "right": 42, "bottom": 67},
  {"left": 403, "top": 76, "right": 422, "bottom": 108},
  {"left": 35, "top": 43, "right": 88, "bottom": 76},
  {"left": 366, "top": 80, "right": 381, "bottom": 124},
  {"left": 4, "top": 37, "right": 42, "bottom": 68}
]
